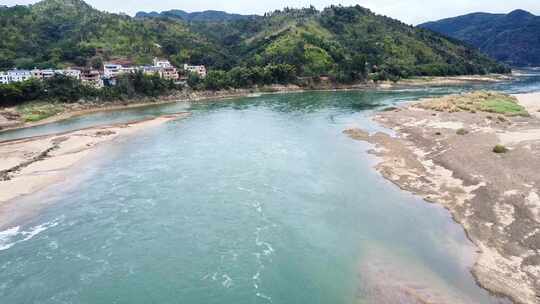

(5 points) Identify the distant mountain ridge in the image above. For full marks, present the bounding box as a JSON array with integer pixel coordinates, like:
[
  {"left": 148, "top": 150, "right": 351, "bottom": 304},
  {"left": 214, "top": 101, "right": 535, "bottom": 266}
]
[
  {"left": 420, "top": 9, "right": 540, "bottom": 67},
  {"left": 135, "top": 9, "right": 258, "bottom": 22}
]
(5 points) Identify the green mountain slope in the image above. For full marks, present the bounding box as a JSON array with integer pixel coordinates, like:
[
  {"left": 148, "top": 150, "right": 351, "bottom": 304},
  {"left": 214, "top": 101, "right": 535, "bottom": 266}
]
[
  {"left": 0, "top": 0, "right": 231, "bottom": 69},
  {"left": 228, "top": 6, "right": 509, "bottom": 81},
  {"left": 420, "top": 10, "right": 540, "bottom": 67},
  {"left": 0, "top": 0, "right": 509, "bottom": 81}
]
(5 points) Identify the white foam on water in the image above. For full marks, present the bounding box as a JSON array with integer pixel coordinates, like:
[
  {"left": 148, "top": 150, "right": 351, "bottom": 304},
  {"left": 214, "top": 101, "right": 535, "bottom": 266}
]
[
  {"left": 221, "top": 274, "right": 233, "bottom": 288},
  {"left": 255, "top": 229, "right": 274, "bottom": 257},
  {"left": 0, "top": 227, "right": 21, "bottom": 251},
  {"left": 252, "top": 201, "right": 263, "bottom": 213},
  {"left": 252, "top": 271, "right": 261, "bottom": 290},
  {"left": 256, "top": 292, "right": 272, "bottom": 303},
  {"left": 0, "top": 219, "right": 60, "bottom": 251},
  {"left": 252, "top": 271, "right": 260, "bottom": 281}
]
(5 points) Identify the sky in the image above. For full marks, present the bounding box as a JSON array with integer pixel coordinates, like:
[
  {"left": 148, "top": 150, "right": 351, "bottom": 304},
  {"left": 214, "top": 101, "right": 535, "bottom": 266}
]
[{"left": 3, "top": 0, "right": 540, "bottom": 24}]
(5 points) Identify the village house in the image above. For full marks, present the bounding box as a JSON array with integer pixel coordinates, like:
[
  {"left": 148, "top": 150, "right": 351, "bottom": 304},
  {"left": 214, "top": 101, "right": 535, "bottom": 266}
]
[
  {"left": 160, "top": 66, "right": 179, "bottom": 80},
  {"left": 183, "top": 64, "right": 207, "bottom": 78},
  {"left": 121, "top": 66, "right": 136, "bottom": 75},
  {"left": 103, "top": 63, "right": 123, "bottom": 79},
  {"left": 1, "top": 58, "right": 184, "bottom": 87},
  {"left": 7, "top": 69, "right": 32, "bottom": 83},
  {"left": 153, "top": 58, "right": 172, "bottom": 68},
  {"left": 0, "top": 72, "right": 9, "bottom": 85},
  {"left": 141, "top": 66, "right": 161, "bottom": 76},
  {"left": 81, "top": 69, "right": 103, "bottom": 88},
  {"left": 31, "top": 69, "right": 45, "bottom": 79},
  {"left": 31, "top": 69, "right": 81, "bottom": 80},
  {"left": 60, "top": 69, "right": 81, "bottom": 79},
  {"left": 104, "top": 62, "right": 138, "bottom": 79},
  {"left": 149, "top": 58, "right": 178, "bottom": 80}
]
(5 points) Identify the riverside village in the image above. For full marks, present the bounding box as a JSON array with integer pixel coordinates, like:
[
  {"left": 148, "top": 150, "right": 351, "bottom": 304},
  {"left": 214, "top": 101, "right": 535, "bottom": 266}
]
[{"left": 0, "top": 58, "right": 207, "bottom": 88}]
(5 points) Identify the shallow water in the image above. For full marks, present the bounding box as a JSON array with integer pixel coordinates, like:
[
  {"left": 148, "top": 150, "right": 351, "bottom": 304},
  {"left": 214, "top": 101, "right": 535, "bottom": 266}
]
[{"left": 2, "top": 74, "right": 539, "bottom": 303}]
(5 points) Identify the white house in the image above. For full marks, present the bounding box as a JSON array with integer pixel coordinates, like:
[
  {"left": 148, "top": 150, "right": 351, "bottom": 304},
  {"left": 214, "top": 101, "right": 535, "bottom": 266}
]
[
  {"left": 0, "top": 72, "right": 8, "bottom": 85},
  {"left": 104, "top": 63, "right": 137, "bottom": 79},
  {"left": 153, "top": 58, "right": 172, "bottom": 68},
  {"left": 183, "top": 64, "right": 207, "bottom": 78},
  {"left": 157, "top": 66, "right": 178, "bottom": 81},
  {"left": 121, "top": 67, "right": 136, "bottom": 75},
  {"left": 7, "top": 69, "right": 32, "bottom": 82},
  {"left": 141, "top": 66, "right": 161, "bottom": 75},
  {"left": 30, "top": 68, "right": 81, "bottom": 80},
  {"left": 104, "top": 63, "right": 123, "bottom": 78},
  {"left": 81, "top": 69, "right": 103, "bottom": 88},
  {"left": 59, "top": 69, "right": 81, "bottom": 80},
  {"left": 38, "top": 69, "right": 56, "bottom": 79}
]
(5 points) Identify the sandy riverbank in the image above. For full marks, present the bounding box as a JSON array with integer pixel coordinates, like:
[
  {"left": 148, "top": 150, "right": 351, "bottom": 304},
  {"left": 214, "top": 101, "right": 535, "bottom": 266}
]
[
  {"left": 0, "top": 74, "right": 512, "bottom": 133},
  {"left": 0, "top": 113, "right": 189, "bottom": 212},
  {"left": 345, "top": 92, "right": 540, "bottom": 303}
]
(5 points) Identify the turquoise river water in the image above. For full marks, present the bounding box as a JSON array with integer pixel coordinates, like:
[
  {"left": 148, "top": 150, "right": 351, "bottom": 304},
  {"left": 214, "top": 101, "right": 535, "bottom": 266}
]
[{"left": 1, "top": 73, "right": 539, "bottom": 304}]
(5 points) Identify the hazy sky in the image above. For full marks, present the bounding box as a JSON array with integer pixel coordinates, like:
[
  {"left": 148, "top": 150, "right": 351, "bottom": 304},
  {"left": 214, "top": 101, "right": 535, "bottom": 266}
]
[{"left": 3, "top": 0, "right": 540, "bottom": 24}]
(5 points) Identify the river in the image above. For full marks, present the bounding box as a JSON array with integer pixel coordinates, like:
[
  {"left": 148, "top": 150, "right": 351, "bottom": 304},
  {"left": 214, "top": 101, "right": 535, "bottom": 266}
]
[{"left": 1, "top": 74, "right": 539, "bottom": 303}]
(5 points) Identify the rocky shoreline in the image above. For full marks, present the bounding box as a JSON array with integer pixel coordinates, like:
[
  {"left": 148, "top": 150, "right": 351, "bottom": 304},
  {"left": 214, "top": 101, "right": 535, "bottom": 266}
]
[{"left": 345, "top": 92, "right": 540, "bottom": 304}]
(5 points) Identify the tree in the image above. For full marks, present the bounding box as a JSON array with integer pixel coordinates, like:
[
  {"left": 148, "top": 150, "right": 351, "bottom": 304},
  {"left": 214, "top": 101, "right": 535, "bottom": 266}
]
[{"left": 203, "top": 70, "right": 230, "bottom": 90}]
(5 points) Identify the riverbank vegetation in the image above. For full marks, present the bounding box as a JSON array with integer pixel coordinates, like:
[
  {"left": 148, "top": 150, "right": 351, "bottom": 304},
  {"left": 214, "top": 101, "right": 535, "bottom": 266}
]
[
  {"left": 0, "top": 0, "right": 512, "bottom": 108},
  {"left": 416, "top": 91, "right": 529, "bottom": 116},
  {"left": 0, "top": 72, "right": 179, "bottom": 107}
]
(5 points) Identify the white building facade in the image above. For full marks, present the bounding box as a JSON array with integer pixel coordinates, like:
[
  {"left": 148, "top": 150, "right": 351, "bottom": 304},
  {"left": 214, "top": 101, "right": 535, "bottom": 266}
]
[
  {"left": 153, "top": 58, "right": 172, "bottom": 68},
  {"left": 0, "top": 72, "right": 8, "bottom": 85},
  {"left": 1, "top": 58, "right": 183, "bottom": 86},
  {"left": 6, "top": 70, "right": 32, "bottom": 83},
  {"left": 183, "top": 64, "right": 207, "bottom": 78},
  {"left": 59, "top": 69, "right": 81, "bottom": 79},
  {"left": 103, "top": 64, "right": 123, "bottom": 78}
]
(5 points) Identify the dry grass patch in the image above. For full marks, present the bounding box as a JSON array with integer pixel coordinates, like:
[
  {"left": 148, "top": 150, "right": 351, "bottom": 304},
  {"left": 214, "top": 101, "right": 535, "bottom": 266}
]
[{"left": 416, "top": 91, "right": 528, "bottom": 116}]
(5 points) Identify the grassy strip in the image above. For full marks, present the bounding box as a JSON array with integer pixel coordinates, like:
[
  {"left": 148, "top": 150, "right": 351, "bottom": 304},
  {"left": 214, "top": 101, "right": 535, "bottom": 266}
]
[
  {"left": 480, "top": 98, "right": 526, "bottom": 115},
  {"left": 16, "top": 102, "right": 65, "bottom": 122},
  {"left": 417, "top": 91, "right": 528, "bottom": 116}
]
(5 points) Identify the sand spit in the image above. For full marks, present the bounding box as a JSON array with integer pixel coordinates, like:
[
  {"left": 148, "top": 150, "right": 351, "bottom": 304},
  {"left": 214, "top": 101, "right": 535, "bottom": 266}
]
[
  {"left": 345, "top": 93, "right": 540, "bottom": 304},
  {"left": 0, "top": 113, "right": 190, "bottom": 205}
]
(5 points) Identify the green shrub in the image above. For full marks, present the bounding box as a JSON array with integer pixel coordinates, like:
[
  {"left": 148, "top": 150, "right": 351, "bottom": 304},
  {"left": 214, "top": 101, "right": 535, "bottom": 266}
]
[
  {"left": 456, "top": 128, "right": 468, "bottom": 135},
  {"left": 493, "top": 144, "right": 508, "bottom": 154}
]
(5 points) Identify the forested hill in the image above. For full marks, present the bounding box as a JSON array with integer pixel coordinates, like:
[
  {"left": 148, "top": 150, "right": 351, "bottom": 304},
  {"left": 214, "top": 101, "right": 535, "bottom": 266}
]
[
  {"left": 0, "top": 0, "right": 231, "bottom": 70},
  {"left": 420, "top": 10, "right": 540, "bottom": 67},
  {"left": 135, "top": 10, "right": 258, "bottom": 22},
  {"left": 0, "top": 0, "right": 509, "bottom": 82}
]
